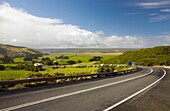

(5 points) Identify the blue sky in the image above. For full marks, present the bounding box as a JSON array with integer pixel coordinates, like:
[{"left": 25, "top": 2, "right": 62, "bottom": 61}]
[{"left": 0, "top": 0, "right": 170, "bottom": 48}]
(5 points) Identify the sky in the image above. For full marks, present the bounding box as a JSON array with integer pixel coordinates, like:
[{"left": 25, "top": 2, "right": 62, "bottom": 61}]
[{"left": 0, "top": 0, "right": 170, "bottom": 48}]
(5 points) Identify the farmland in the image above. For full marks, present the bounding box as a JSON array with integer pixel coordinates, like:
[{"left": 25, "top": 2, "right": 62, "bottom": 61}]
[
  {"left": 0, "top": 52, "right": 123, "bottom": 80},
  {"left": 0, "top": 70, "right": 31, "bottom": 80}
]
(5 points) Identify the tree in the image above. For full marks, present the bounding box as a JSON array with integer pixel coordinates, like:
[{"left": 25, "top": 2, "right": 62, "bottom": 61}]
[
  {"left": 45, "top": 60, "right": 53, "bottom": 65},
  {"left": 89, "top": 58, "right": 94, "bottom": 62},
  {"left": 89, "top": 56, "right": 102, "bottom": 62},
  {"left": 2, "top": 56, "right": 13, "bottom": 63},
  {"left": 93, "top": 56, "right": 102, "bottom": 61},
  {"left": 58, "top": 55, "right": 69, "bottom": 59},
  {"left": 0, "top": 65, "right": 5, "bottom": 70},
  {"left": 24, "top": 57, "right": 32, "bottom": 61},
  {"left": 66, "top": 60, "right": 76, "bottom": 65},
  {"left": 54, "top": 61, "right": 59, "bottom": 65},
  {"left": 77, "top": 60, "right": 82, "bottom": 63},
  {"left": 63, "top": 56, "right": 69, "bottom": 59}
]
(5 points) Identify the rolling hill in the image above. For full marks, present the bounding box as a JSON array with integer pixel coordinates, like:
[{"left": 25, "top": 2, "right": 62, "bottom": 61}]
[
  {"left": 103, "top": 46, "right": 170, "bottom": 66},
  {"left": 0, "top": 44, "right": 43, "bottom": 59}
]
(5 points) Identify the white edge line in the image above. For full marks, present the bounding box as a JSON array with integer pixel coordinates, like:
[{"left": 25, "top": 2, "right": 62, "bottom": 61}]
[
  {"left": 103, "top": 69, "right": 166, "bottom": 111},
  {"left": 0, "top": 69, "right": 153, "bottom": 111}
]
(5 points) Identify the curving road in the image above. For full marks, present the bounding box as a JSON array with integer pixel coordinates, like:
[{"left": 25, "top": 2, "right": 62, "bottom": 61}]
[{"left": 0, "top": 67, "right": 168, "bottom": 111}]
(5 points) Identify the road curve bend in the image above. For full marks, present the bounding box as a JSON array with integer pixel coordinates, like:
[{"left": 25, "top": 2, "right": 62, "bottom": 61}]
[{"left": 0, "top": 67, "right": 167, "bottom": 111}]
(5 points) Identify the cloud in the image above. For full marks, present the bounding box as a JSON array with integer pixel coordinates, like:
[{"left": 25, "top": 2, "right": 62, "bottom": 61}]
[
  {"left": 149, "top": 14, "right": 170, "bottom": 22},
  {"left": 0, "top": 3, "right": 145, "bottom": 48},
  {"left": 160, "top": 9, "right": 170, "bottom": 12},
  {"left": 148, "top": 13, "right": 158, "bottom": 16},
  {"left": 135, "top": 1, "right": 170, "bottom": 9},
  {"left": 0, "top": 3, "right": 153, "bottom": 48},
  {"left": 124, "top": 12, "right": 141, "bottom": 16},
  {"left": 130, "top": 1, "right": 170, "bottom": 22},
  {"left": 147, "top": 35, "right": 170, "bottom": 46}
]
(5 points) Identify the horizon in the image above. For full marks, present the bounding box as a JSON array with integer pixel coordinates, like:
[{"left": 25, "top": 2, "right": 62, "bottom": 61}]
[
  {"left": 0, "top": 0, "right": 170, "bottom": 48},
  {"left": 1, "top": 43, "right": 165, "bottom": 50}
]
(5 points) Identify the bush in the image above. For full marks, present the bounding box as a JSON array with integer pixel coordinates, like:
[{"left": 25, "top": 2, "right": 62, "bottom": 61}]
[
  {"left": 89, "top": 56, "right": 102, "bottom": 62},
  {"left": 58, "top": 55, "right": 69, "bottom": 59},
  {"left": 89, "top": 58, "right": 94, "bottom": 62},
  {"left": 45, "top": 60, "right": 53, "bottom": 65},
  {"left": 77, "top": 60, "right": 82, "bottom": 63},
  {"left": 0, "top": 65, "right": 5, "bottom": 70},
  {"left": 54, "top": 73, "right": 65, "bottom": 76},
  {"left": 76, "top": 65, "right": 87, "bottom": 68},
  {"left": 54, "top": 61, "right": 59, "bottom": 65},
  {"left": 66, "top": 60, "right": 76, "bottom": 65},
  {"left": 24, "top": 57, "right": 32, "bottom": 61}
]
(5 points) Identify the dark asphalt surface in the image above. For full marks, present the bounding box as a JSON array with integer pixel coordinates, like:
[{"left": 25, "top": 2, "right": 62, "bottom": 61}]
[
  {"left": 111, "top": 67, "right": 170, "bottom": 111},
  {"left": 0, "top": 67, "right": 166, "bottom": 111}
]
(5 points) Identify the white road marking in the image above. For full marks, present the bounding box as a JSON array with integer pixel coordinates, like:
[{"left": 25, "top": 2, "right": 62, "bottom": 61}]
[
  {"left": 103, "top": 69, "right": 166, "bottom": 111},
  {"left": 0, "top": 69, "right": 153, "bottom": 111}
]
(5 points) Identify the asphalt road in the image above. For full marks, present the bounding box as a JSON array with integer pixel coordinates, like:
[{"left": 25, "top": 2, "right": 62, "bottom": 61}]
[
  {"left": 111, "top": 67, "right": 170, "bottom": 111},
  {"left": 0, "top": 67, "right": 167, "bottom": 111}
]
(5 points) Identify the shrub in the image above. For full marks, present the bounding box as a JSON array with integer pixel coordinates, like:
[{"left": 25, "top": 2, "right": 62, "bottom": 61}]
[
  {"left": 0, "top": 65, "right": 5, "bottom": 70},
  {"left": 77, "top": 60, "right": 82, "bottom": 63},
  {"left": 66, "top": 60, "right": 76, "bottom": 65},
  {"left": 45, "top": 60, "right": 53, "bottom": 65}
]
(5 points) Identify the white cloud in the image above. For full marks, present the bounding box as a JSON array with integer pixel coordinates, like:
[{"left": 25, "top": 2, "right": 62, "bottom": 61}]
[
  {"left": 149, "top": 14, "right": 170, "bottom": 22},
  {"left": 10, "top": 39, "right": 17, "bottom": 43},
  {"left": 147, "top": 35, "right": 170, "bottom": 46},
  {"left": 124, "top": 12, "right": 141, "bottom": 15},
  {"left": 160, "top": 9, "right": 170, "bottom": 12},
  {"left": 148, "top": 13, "right": 158, "bottom": 16},
  {"left": 0, "top": 3, "right": 148, "bottom": 48},
  {"left": 132, "top": 1, "right": 170, "bottom": 22},
  {"left": 102, "top": 35, "right": 146, "bottom": 48},
  {"left": 135, "top": 1, "right": 170, "bottom": 9}
]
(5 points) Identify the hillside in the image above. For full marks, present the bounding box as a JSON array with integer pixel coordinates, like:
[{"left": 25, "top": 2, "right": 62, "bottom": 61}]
[
  {"left": 0, "top": 44, "right": 43, "bottom": 59},
  {"left": 103, "top": 46, "right": 170, "bottom": 66}
]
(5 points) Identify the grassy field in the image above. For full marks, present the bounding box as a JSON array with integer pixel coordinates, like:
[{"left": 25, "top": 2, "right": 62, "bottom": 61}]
[
  {"left": 0, "top": 52, "right": 122, "bottom": 80},
  {"left": 0, "top": 65, "right": 134, "bottom": 80},
  {"left": 0, "top": 67, "right": 98, "bottom": 80},
  {"left": 0, "top": 70, "right": 31, "bottom": 80},
  {"left": 39, "top": 52, "right": 122, "bottom": 64},
  {"left": 14, "top": 58, "right": 25, "bottom": 63},
  {"left": 12, "top": 52, "right": 122, "bottom": 64},
  {"left": 40, "top": 67, "right": 98, "bottom": 75},
  {"left": 0, "top": 64, "right": 18, "bottom": 67}
]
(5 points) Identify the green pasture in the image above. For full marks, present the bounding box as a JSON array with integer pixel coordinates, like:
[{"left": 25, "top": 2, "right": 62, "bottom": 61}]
[
  {"left": 39, "top": 53, "right": 121, "bottom": 64},
  {"left": 0, "top": 67, "right": 98, "bottom": 80},
  {"left": 11, "top": 52, "right": 121, "bottom": 65},
  {"left": 0, "top": 52, "right": 123, "bottom": 80},
  {"left": 40, "top": 67, "right": 98, "bottom": 75},
  {"left": 0, "top": 64, "right": 18, "bottom": 67},
  {"left": 0, "top": 70, "right": 31, "bottom": 80},
  {"left": 14, "top": 58, "right": 25, "bottom": 63}
]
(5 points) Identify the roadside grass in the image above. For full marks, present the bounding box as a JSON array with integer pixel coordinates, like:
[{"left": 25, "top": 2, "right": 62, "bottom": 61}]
[
  {"left": 40, "top": 67, "right": 98, "bottom": 75},
  {"left": 0, "top": 70, "right": 31, "bottom": 80},
  {"left": 0, "top": 66, "right": 134, "bottom": 80},
  {"left": 0, "top": 64, "right": 18, "bottom": 67},
  {"left": 0, "top": 67, "right": 98, "bottom": 80}
]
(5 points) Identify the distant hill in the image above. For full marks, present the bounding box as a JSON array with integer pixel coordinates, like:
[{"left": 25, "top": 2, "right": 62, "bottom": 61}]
[
  {"left": 38, "top": 48, "right": 135, "bottom": 53},
  {"left": 103, "top": 46, "right": 170, "bottom": 66},
  {"left": 0, "top": 44, "right": 43, "bottom": 59}
]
